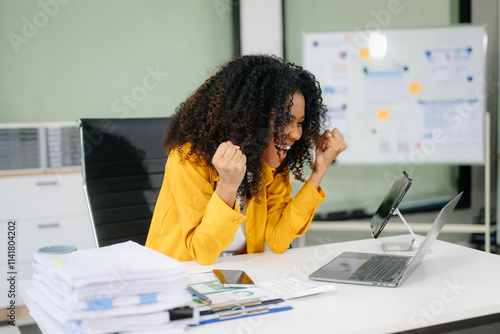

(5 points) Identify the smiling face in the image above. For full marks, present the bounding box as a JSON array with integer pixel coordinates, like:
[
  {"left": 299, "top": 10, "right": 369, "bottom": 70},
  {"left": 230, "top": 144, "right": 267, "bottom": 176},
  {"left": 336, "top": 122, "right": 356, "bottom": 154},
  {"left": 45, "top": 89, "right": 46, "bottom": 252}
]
[{"left": 262, "top": 90, "right": 305, "bottom": 169}]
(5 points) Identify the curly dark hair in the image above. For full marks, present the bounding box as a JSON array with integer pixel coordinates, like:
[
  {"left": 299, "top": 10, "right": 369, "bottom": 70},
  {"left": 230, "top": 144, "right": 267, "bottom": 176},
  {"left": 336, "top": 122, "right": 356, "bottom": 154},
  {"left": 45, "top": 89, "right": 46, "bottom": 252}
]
[{"left": 164, "top": 54, "right": 328, "bottom": 201}]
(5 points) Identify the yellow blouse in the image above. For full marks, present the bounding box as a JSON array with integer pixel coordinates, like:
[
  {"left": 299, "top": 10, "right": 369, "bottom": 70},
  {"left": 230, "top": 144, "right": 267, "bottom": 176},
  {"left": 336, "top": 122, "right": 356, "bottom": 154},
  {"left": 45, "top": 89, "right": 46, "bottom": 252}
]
[{"left": 146, "top": 143, "right": 326, "bottom": 265}]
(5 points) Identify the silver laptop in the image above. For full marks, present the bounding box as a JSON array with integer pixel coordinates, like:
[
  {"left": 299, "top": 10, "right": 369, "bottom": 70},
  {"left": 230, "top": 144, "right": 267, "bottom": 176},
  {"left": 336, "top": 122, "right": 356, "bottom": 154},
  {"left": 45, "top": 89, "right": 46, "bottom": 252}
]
[{"left": 309, "top": 192, "right": 463, "bottom": 287}]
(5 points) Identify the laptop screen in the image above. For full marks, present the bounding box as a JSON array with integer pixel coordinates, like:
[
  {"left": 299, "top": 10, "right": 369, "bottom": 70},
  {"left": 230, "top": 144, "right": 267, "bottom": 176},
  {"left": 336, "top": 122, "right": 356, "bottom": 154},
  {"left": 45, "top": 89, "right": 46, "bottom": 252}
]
[{"left": 370, "top": 171, "right": 412, "bottom": 238}]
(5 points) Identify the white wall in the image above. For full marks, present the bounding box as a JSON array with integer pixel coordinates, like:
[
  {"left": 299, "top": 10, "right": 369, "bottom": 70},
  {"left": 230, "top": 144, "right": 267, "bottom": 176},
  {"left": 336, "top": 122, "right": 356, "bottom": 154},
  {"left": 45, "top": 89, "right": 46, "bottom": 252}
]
[{"left": 240, "top": 0, "right": 283, "bottom": 57}]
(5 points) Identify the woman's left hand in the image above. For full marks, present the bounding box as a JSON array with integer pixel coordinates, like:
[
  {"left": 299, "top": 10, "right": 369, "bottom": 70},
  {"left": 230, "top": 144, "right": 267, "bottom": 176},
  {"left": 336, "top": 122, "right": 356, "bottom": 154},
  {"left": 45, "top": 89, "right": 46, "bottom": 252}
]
[{"left": 314, "top": 128, "right": 347, "bottom": 173}]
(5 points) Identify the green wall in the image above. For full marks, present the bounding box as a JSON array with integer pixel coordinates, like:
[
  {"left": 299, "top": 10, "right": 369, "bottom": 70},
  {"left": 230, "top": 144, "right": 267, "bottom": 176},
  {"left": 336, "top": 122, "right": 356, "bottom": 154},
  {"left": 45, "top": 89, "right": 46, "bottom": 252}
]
[
  {"left": 0, "top": 0, "right": 233, "bottom": 123},
  {"left": 0, "top": 0, "right": 467, "bottom": 215}
]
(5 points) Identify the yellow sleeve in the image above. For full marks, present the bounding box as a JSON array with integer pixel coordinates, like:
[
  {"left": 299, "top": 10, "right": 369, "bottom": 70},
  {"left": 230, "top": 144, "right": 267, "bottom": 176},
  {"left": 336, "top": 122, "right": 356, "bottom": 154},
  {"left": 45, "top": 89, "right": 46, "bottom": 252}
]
[
  {"left": 168, "top": 151, "right": 245, "bottom": 264},
  {"left": 264, "top": 171, "right": 326, "bottom": 253}
]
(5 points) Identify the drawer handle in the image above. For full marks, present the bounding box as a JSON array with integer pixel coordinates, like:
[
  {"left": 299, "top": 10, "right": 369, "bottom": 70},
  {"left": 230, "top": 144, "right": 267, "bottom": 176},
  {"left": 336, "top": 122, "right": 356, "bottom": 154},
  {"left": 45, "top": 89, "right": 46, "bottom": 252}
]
[
  {"left": 36, "top": 180, "right": 58, "bottom": 186},
  {"left": 38, "top": 223, "right": 60, "bottom": 229}
]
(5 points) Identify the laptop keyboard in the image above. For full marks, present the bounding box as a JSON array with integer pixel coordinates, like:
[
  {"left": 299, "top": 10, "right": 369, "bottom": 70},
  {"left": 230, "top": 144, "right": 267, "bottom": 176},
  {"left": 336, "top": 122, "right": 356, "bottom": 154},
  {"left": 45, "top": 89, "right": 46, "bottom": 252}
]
[{"left": 349, "top": 255, "right": 410, "bottom": 282}]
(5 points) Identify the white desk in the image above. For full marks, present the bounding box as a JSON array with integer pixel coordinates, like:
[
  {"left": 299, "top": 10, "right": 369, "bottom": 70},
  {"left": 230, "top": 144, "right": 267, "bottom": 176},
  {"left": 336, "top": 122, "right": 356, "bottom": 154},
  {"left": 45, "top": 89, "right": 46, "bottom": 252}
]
[
  {"left": 182, "top": 235, "right": 500, "bottom": 334},
  {"left": 20, "top": 235, "right": 500, "bottom": 334}
]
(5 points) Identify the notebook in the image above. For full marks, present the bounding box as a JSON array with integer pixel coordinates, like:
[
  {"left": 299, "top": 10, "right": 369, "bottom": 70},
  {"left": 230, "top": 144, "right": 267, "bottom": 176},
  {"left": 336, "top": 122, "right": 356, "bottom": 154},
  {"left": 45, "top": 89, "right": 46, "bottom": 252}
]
[{"left": 309, "top": 192, "right": 463, "bottom": 287}]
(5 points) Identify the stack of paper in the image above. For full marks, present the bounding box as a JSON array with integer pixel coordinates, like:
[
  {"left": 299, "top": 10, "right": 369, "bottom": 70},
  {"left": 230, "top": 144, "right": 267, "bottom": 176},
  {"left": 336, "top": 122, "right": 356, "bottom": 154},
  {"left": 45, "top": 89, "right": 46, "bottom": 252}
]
[{"left": 27, "top": 241, "right": 198, "bottom": 334}]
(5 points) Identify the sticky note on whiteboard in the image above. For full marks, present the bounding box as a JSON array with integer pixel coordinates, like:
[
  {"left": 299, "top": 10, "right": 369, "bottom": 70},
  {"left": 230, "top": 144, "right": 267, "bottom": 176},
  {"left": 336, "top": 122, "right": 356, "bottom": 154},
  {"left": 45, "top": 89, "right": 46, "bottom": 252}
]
[
  {"left": 377, "top": 109, "right": 390, "bottom": 120},
  {"left": 409, "top": 82, "right": 422, "bottom": 93},
  {"left": 360, "top": 48, "right": 370, "bottom": 58}
]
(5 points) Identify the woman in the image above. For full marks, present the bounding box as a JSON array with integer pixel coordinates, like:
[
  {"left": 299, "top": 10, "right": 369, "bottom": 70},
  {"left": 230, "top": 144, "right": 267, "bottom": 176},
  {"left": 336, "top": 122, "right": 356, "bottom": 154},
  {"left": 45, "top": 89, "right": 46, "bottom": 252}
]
[{"left": 146, "top": 55, "right": 347, "bottom": 265}]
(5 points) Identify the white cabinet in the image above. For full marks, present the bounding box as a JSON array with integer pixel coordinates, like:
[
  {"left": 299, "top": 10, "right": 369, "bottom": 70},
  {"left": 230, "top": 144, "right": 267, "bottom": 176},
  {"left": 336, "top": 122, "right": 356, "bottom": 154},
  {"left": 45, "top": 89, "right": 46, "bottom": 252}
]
[
  {"left": 0, "top": 172, "right": 97, "bottom": 307},
  {"left": 0, "top": 173, "right": 88, "bottom": 219},
  {"left": 0, "top": 123, "right": 97, "bottom": 307}
]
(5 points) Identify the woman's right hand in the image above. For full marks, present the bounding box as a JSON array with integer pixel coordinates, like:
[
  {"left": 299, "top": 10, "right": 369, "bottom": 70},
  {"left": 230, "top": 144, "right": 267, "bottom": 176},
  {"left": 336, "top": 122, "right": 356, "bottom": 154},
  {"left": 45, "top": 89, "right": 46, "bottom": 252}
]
[{"left": 212, "top": 141, "right": 247, "bottom": 207}]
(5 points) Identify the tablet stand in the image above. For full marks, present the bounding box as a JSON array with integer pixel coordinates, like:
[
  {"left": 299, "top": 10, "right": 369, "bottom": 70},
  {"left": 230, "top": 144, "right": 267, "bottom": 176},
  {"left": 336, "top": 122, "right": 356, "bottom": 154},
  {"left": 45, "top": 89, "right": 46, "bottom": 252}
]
[{"left": 382, "top": 208, "right": 421, "bottom": 253}]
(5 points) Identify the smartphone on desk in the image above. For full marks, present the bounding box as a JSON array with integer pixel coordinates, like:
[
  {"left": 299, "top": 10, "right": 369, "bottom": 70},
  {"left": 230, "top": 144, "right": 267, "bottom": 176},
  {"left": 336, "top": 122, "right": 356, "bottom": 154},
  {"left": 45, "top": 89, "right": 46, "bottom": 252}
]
[{"left": 212, "top": 269, "right": 255, "bottom": 288}]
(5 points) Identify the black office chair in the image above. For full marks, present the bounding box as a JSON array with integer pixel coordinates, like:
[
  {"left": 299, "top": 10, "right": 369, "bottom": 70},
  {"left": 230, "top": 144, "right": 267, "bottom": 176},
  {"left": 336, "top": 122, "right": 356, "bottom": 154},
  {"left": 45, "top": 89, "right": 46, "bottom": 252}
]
[{"left": 77, "top": 118, "right": 169, "bottom": 247}]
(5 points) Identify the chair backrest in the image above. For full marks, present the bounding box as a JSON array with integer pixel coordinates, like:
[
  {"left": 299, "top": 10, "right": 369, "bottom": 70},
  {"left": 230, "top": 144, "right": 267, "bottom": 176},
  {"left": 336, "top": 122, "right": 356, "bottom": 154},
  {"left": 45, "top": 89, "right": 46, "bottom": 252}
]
[{"left": 77, "top": 118, "right": 169, "bottom": 247}]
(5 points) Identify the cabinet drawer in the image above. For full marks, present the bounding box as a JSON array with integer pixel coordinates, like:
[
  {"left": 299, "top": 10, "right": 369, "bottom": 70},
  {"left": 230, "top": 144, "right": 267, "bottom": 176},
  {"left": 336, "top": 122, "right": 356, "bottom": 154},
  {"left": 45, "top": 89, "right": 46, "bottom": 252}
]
[
  {"left": 0, "top": 216, "right": 96, "bottom": 266},
  {"left": 0, "top": 172, "right": 89, "bottom": 219},
  {"left": 21, "top": 215, "right": 96, "bottom": 263},
  {"left": 0, "top": 216, "right": 96, "bottom": 307}
]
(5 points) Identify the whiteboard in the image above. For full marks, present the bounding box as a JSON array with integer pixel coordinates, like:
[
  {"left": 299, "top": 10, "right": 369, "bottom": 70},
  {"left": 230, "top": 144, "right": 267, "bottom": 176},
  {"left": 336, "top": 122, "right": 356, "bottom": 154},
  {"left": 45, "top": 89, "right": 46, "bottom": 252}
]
[{"left": 303, "top": 25, "right": 487, "bottom": 165}]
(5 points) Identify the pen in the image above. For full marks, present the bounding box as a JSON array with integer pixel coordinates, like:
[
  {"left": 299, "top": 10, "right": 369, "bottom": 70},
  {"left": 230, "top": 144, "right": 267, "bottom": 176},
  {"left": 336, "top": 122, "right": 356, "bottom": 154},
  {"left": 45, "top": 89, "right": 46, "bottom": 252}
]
[
  {"left": 200, "top": 298, "right": 284, "bottom": 315},
  {"left": 187, "top": 286, "right": 212, "bottom": 305},
  {"left": 217, "top": 304, "right": 268, "bottom": 319}
]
